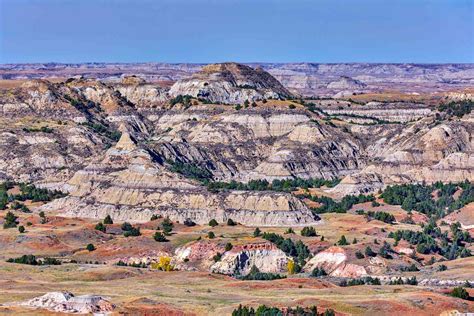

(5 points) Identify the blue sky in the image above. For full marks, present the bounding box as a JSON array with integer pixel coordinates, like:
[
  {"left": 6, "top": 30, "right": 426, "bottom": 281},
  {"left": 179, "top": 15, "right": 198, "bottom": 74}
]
[{"left": 0, "top": 0, "right": 473, "bottom": 63}]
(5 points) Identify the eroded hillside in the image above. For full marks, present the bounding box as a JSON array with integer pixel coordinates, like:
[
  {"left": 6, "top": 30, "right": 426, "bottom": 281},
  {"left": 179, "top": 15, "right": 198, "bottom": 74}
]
[{"left": 0, "top": 63, "right": 473, "bottom": 315}]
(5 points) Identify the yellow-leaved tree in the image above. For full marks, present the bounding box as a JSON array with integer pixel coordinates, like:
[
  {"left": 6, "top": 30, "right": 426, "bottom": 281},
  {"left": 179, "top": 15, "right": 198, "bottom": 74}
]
[
  {"left": 150, "top": 256, "right": 174, "bottom": 271},
  {"left": 287, "top": 259, "right": 295, "bottom": 275}
]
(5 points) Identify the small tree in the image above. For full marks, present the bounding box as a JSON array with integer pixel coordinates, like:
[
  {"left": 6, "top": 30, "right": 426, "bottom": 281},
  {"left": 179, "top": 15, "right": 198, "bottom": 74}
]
[
  {"left": 3, "top": 211, "right": 18, "bottom": 229},
  {"left": 355, "top": 251, "right": 364, "bottom": 259},
  {"left": 150, "top": 214, "right": 159, "bottom": 221},
  {"left": 287, "top": 259, "right": 296, "bottom": 274},
  {"left": 311, "top": 267, "right": 327, "bottom": 277},
  {"left": 301, "top": 226, "right": 317, "bottom": 237},
  {"left": 285, "top": 228, "right": 295, "bottom": 234},
  {"left": 450, "top": 287, "right": 470, "bottom": 300},
  {"left": 213, "top": 252, "right": 222, "bottom": 262},
  {"left": 103, "top": 215, "right": 113, "bottom": 225},
  {"left": 18, "top": 225, "right": 25, "bottom": 233},
  {"left": 95, "top": 222, "right": 106, "bottom": 233},
  {"left": 124, "top": 227, "right": 141, "bottom": 237},
  {"left": 337, "top": 235, "right": 349, "bottom": 246},
  {"left": 121, "top": 222, "right": 133, "bottom": 231},
  {"left": 227, "top": 218, "right": 237, "bottom": 226},
  {"left": 209, "top": 219, "right": 218, "bottom": 227},
  {"left": 184, "top": 218, "right": 196, "bottom": 227},
  {"left": 39, "top": 211, "right": 47, "bottom": 224},
  {"left": 253, "top": 227, "right": 261, "bottom": 237},
  {"left": 154, "top": 231, "right": 168, "bottom": 242},
  {"left": 161, "top": 217, "right": 174, "bottom": 235},
  {"left": 352, "top": 238, "right": 358, "bottom": 244},
  {"left": 225, "top": 242, "right": 233, "bottom": 251},
  {"left": 86, "top": 243, "right": 96, "bottom": 251},
  {"left": 208, "top": 231, "right": 215, "bottom": 239},
  {"left": 365, "top": 246, "right": 376, "bottom": 257},
  {"left": 151, "top": 256, "right": 174, "bottom": 271}
]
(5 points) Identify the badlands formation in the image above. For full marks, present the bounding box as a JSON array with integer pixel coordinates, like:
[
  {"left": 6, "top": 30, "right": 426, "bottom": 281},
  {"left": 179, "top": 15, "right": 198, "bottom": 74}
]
[{"left": 0, "top": 62, "right": 473, "bottom": 315}]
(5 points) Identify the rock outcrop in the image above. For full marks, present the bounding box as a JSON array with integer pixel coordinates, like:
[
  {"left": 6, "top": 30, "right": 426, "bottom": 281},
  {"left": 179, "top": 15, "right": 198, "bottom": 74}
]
[
  {"left": 19, "top": 292, "right": 115, "bottom": 314},
  {"left": 169, "top": 63, "right": 293, "bottom": 104},
  {"left": 210, "top": 243, "right": 290, "bottom": 275},
  {"left": 41, "top": 131, "right": 318, "bottom": 226},
  {"left": 304, "top": 246, "right": 368, "bottom": 278},
  {"left": 327, "top": 76, "right": 367, "bottom": 91}
]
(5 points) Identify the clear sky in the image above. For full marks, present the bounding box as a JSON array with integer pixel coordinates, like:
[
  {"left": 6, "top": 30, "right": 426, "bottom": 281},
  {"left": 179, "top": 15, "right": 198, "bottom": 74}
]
[{"left": 0, "top": 0, "right": 473, "bottom": 63}]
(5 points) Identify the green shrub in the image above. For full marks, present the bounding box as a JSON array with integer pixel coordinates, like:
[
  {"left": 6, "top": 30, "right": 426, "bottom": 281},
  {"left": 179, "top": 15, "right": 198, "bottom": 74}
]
[
  {"left": 95, "top": 222, "right": 106, "bottom": 233},
  {"left": 450, "top": 287, "right": 470, "bottom": 300},
  {"left": 103, "top": 215, "right": 113, "bottom": 225},
  {"left": 184, "top": 218, "right": 196, "bottom": 227},
  {"left": 124, "top": 226, "right": 141, "bottom": 237},
  {"left": 154, "top": 232, "right": 168, "bottom": 242},
  {"left": 337, "top": 235, "right": 349, "bottom": 246},
  {"left": 3, "top": 211, "right": 18, "bottom": 229},
  {"left": 213, "top": 252, "right": 222, "bottom": 262},
  {"left": 365, "top": 246, "right": 376, "bottom": 257},
  {"left": 301, "top": 226, "right": 317, "bottom": 237},
  {"left": 121, "top": 222, "right": 133, "bottom": 231},
  {"left": 161, "top": 217, "right": 174, "bottom": 235},
  {"left": 209, "top": 219, "right": 218, "bottom": 227},
  {"left": 311, "top": 267, "right": 327, "bottom": 277},
  {"left": 253, "top": 227, "right": 261, "bottom": 237},
  {"left": 86, "top": 243, "right": 96, "bottom": 251}
]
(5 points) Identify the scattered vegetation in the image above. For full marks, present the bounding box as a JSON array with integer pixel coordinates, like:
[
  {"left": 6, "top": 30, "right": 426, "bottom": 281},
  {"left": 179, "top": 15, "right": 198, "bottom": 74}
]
[
  {"left": 310, "top": 267, "right": 327, "bottom": 277},
  {"left": 381, "top": 181, "right": 473, "bottom": 219},
  {"left": 208, "top": 177, "right": 340, "bottom": 193},
  {"left": 262, "top": 232, "right": 310, "bottom": 266},
  {"left": 122, "top": 222, "right": 141, "bottom": 237},
  {"left": 438, "top": 100, "right": 473, "bottom": 118},
  {"left": 232, "top": 304, "right": 334, "bottom": 316},
  {"left": 80, "top": 121, "right": 121, "bottom": 142},
  {"left": 367, "top": 211, "right": 395, "bottom": 224},
  {"left": 450, "top": 287, "right": 470, "bottom": 300},
  {"left": 169, "top": 94, "right": 194, "bottom": 107},
  {"left": 239, "top": 265, "right": 285, "bottom": 281},
  {"left": 340, "top": 276, "right": 381, "bottom": 286},
  {"left": 388, "top": 276, "right": 418, "bottom": 285},
  {"left": 7, "top": 255, "right": 61, "bottom": 266},
  {"left": 388, "top": 220, "right": 472, "bottom": 259},
  {"left": 304, "top": 194, "right": 375, "bottom": 214},
  {"left": 167, "top": 160, "right": 212, "bottom": 183},
  {"left": 300, "top": 226, "right": 317, "bottom": 237}
]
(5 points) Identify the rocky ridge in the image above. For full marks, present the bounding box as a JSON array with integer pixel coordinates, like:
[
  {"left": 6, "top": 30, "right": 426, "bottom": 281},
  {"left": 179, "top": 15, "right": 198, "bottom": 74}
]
[{"left": 169, "top": 62, "right": 293, "bottom": 104}]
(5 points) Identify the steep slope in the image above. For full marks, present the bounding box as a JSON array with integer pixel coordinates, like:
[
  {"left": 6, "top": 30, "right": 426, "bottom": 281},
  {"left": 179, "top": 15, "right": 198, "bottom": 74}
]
[
  {"left": 169, "top": 63, "right": 293, "bottom": 104},
  {"left": 41, "top": 131, "right": 318, "bottom": 226}
]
